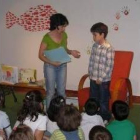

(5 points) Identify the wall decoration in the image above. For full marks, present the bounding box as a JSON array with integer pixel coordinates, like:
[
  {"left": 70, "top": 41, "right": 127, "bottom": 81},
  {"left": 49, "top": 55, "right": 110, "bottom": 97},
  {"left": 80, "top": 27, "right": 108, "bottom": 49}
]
[
  {"left": 113, "top": 6, "right": 130, "bottom": 31},
  {"left": 121, "top": 6, "right": 130, "bottom": 16},
  {"left": 86, "top": 46, "right": 92, "bottom": 55},
  {"left": 6, "top": 5, "right": 57, "bottom": 32},
  {"left": 113, "top": 23, "right": 119, "bottom": 31},
  {"left": 115, "top": 12, "right": 121, "bottom": 20}
]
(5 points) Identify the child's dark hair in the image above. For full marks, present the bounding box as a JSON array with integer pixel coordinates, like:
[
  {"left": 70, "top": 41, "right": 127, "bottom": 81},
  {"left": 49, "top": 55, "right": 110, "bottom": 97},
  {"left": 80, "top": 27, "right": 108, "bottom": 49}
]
[
  {"left": 112, "top": 100, "right": 129, "bottom": 121},
  {"left": 17, "top": 90, "right": 44, "bottom": 123},
  {"left": 84, "top": 98, "right": 100, "bottom": 115},
  {"left": 49, "top": 13, "right": 69, "bottom": 31},
  {"left": 9, "top": 124, "right": 34, "bottom": 140},
  {"left": 90, "top": 22, "right": 108, "bottom": 38},
  {"left": 47, "top": 95, "right": 66, "bottom": 122},
  {"left": 56, "top": 104, "right": 81, "bottom": 131},
  {"left": 89, "top": 125, "right": 112, "bottom": 140}
]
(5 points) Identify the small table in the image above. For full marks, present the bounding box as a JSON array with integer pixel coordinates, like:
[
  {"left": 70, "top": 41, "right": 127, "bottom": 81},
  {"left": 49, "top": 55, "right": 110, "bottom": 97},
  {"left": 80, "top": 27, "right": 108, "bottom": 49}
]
[{"left": 0, "top": 82, "right": 45, "bottom": 108}]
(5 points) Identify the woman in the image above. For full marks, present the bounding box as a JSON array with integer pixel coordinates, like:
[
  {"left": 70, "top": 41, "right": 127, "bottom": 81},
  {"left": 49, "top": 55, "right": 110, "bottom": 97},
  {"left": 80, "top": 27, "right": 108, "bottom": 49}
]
[{"left": 38, "top": 13, "right": 80, "bottom": 109}]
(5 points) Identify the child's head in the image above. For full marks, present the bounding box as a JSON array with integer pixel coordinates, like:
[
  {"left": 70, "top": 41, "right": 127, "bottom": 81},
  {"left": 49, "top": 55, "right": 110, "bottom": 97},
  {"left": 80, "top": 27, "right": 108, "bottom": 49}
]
[
  {"left": 17, "top": 90, "right": 44, "bottom": 123},
  {"left": 84, "top": 98, "right": 100, "bottom": 116},
  {"left": 49, "top": 13, "right": 69, "bottom": 31},
  {"left": 9, "top": 124, "right": 34, "bottom": 140},
  {"left": 47, "top": 95, "right": 66, "bottom": 122},
  {"left": 112, "top": 100, "right": 129, "bottom": 121},
  {"left": 90, "top": 22, "right": 108, "bottom": 43},
  {"left": 89, "top": 125, "right": 112, "bottom": 140},
  {"left": 56, "top": 104, "right": 81, "bottom": 131}
]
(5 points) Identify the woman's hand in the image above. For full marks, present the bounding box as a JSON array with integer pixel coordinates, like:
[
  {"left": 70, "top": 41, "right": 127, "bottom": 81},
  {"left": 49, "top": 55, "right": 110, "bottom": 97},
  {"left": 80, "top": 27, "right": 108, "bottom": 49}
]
[{"left": 71, "top": 50, "right": 81, "bottom": 58}]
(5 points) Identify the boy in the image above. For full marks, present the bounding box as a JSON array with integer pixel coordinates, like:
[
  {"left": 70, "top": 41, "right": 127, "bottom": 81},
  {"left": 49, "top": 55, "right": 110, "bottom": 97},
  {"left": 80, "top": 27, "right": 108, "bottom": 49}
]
[
  {"left": 89, "top": 125, "right": 112, "bottom": 140},
  {"left": 107, "top": 100, "right": 137, "bottom": 140},
  {"left": 81, "top": 98, "right": 104, "bottom": 140},
  {"left": 88, "top": 22, "right": 114, "bottom": 121},
  {"left": 51, "top": 104, "right": 85, "bottom": 140}
]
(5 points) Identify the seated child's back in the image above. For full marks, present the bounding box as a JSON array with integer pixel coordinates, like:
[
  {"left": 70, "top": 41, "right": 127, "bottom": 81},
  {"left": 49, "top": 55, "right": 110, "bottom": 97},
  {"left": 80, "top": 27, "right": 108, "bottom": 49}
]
[
  {"left": 50, "top": 104, "right": 85, "bottom": 140},
  {"left": 107, "top": 100, "right": 136, "bottom": 140},
  {"left": 81, "top": 98, "right": 104, "bottom": 140}
]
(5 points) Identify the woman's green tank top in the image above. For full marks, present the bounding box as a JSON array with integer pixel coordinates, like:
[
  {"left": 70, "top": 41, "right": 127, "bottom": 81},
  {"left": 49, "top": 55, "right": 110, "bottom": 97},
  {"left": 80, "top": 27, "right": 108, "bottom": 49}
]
[{"left": 42, "top": 32, "right": 67, "bottom": 50}]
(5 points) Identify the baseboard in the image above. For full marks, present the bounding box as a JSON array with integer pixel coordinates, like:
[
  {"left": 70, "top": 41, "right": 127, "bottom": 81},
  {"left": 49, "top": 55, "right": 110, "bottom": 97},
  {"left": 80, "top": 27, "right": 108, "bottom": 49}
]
[
  {"left": 15, "top": 88, "right": 77, "bottom": 96},
  {"left": 132, "top": 96, "right": 140, "bottom": 104},
  {"left": 14, "top": 87, "right": 46, "bottom": 95},
  {"left": 14, "top": 88, "right": 140, "bottom": 104},
  {"left": 66, "top": 90, "right": 78, "bottom": 97},
  {"left": 66, "top": 90, "right": 140, "bottom": 104}
]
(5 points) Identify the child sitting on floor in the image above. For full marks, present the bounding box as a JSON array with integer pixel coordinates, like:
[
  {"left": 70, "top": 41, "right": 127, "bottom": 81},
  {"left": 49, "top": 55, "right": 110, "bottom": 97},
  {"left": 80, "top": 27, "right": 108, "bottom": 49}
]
[
  {"left": 50, "top": 104, "right": 85, "bottom": 140},
  {"left": 14, "top": 90, "right": 47, "bottom": 140},
  {"left": 0, "top": 94, "right": 12, "bottom": 139},
  {"left": 89, "top": 125, "right": 112, "bottom": 140},
  {"left": 81, "top": 98, "right": 104, "bottom": 140},
  {"left": 107, "top": 100, "right": 137, "bottom": 140},
  {"left": 46, "top": 95, "right": 66, "bottom": 137},
  {"left": 9, "top": 124, "right": 34, "bottom": 140}
]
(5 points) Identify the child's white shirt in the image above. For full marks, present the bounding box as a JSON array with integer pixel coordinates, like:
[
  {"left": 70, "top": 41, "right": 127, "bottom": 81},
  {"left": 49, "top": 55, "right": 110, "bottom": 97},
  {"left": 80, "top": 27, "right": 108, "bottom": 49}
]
[
  {"left": 46, "top": 119, "right": 59, "bottom": 134},
  {"left": 81, "top": 113, "right": 105, "bottom": 140},
  {"left": 14, "top": 114, "right": 48, "bottom": 134},
  {"left": 0, "top": 110, "right": 12, "bottom": 138},
  {"left": 0, "top": 111, "right": 10, "bottom": 129}
]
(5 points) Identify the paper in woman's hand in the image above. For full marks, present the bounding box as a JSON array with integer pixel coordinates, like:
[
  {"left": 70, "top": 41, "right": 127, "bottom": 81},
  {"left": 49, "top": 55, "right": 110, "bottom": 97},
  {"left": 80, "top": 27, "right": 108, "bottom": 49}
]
[{"left": 44, "top": 47, "right": 71, "bottom": 63}]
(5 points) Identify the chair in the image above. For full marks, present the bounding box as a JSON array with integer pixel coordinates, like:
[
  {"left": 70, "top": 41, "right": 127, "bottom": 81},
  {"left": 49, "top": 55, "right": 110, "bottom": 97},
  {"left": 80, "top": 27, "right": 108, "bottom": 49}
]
[{"left": 78, "top": 51, "right": 134, "bottom": 112}]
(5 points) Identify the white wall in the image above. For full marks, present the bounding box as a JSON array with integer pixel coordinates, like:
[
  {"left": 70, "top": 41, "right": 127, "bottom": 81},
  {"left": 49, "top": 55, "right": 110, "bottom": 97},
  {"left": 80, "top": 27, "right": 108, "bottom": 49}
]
[{"left": 0, "top": 0, "right": 140, "bottom": 96}]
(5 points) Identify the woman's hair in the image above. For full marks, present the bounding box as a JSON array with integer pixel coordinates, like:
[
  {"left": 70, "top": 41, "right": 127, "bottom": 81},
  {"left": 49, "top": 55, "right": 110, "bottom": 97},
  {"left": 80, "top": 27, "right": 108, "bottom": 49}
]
[
  {"left": 47, "top": 95, "right": 66, "bottom": 122},
  {"left": 17, "top": 90, "right": 44, "bottom": 123},
  {"left": 84, "top": 98, "right": 100, "bottom": 115},
  {"left": 49, "top": 13, "right": 69, "bottom": 31},
  {"left": 89, "top": 125, "right": 112, "bottom": 140},
  {"left": 112, "top": 100, "right": 129, "bottom": 121},
  {"left": 9, "top": 124, "right": 34, "bottom": 140},
  {"left": 56, "top": 104, "right": 81, "bottom": 131},
  {"left": 90, "top": 22, "right": 108, "bottom": 38}
]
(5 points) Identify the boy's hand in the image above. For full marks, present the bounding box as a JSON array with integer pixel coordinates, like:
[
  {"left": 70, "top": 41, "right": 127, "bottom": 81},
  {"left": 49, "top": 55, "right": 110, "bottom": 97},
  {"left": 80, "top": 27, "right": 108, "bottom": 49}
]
[
  {"left": 96, "top": 79, "right": 102, "bottom": 84},
  {"left": 71, "top": 50, "right": 81, "bottom": 58}
]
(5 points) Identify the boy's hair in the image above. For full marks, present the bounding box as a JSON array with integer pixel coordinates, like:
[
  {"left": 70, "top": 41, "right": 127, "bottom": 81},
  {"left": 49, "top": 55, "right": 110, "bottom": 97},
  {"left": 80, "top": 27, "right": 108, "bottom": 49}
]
[
  {"left": 9, "top": 124, "right": 34, "bottom": 140},
  {"left": 84, "top": 98, "right": 100, "bottom": 115},
  {"left": 49, "top": 13, "right": 69, "bottom": 31},
  {"left": 89, "top": 125, "right": 112, "bottom": 140},
  {"left": 17, "top": 90, "right": 44, "bottom": 123},
  {"left": 112, "top": 100, "right": 129, "bottom": 121},
  {"left": 47, "top": 95, "right": 66, "bottom": 122},
  {"left": 90, "top": 22, "right": 108, "bottom": 38},
  {"left": 56, "top": 104, "right": 81, "bottom": 131}
]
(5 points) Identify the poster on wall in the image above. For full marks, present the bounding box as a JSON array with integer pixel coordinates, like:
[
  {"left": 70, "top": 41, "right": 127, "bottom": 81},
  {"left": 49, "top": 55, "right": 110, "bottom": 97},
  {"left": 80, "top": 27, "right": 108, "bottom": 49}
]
[{"left": 6, "top": 5, "right": 57, "bottom": 32}]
